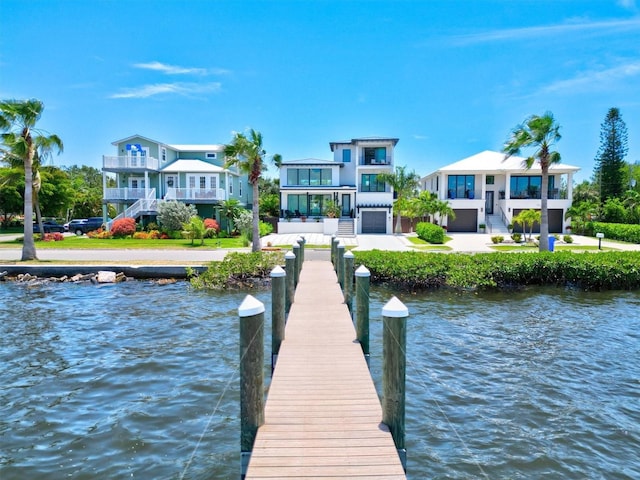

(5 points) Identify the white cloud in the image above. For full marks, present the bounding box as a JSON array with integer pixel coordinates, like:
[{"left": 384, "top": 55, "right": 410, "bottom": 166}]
[
  {"left": 540, "top": 60, "right": 640, "bottom": 94},
  {"left": 132, "top": 61, "right": 230, "bottom": 76},
  {"left": 453, "top": 18, "right": 640, "bottom": 45},
  {"left": 617, "top": 0, "right": 637, "bottom": 10},
  {"left": 110, "top": 82, "right": 222, "bottom": 99},
  {"left": 412, "top": 134, "right": 429, "bottom": 140}
]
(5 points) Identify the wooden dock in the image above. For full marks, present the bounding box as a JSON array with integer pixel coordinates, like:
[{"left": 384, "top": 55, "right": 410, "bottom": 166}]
[{"left": 245, "top": 260, "right": 406, "bottom": 479}]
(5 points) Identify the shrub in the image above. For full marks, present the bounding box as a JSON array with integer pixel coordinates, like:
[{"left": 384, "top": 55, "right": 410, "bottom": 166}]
[
  {"left": 111, "top": 217, "right": 136, "bottom": 238},
  {"left": 183, "top": 216, "right": 206, "bottom": 245},
  {"left": 157, "top": 201, "right": 197, "bottom": 232},
  {"left": 563, "top": 235, "right": 573, "bottom": 243},
  {"left": 491, "top": 235, "right": 504, "bottom": 244},
  {"left": 88, "top": 228, "right": 113, "bottom": 239},
  {"left": 133, "top": 231, "right": 149, "bottom": 239},
  {"left": 511, "top": 233, "right": 522, "bottom": 243},
  {"left": 42, "top": 232, "right": 64, "bottom": 242},
  {"left": 586, "top": 222, "right": 640, "bottom": 244},
  {"left": 148, "top": 230, "right": 161, "bottom": 239},
  {"left": 416, "top": 222, "right": 445, "bottom": 244},
  {"left": 259, "top": 220, "right": 273, "bottom": 237},
  {"left": 190, "top": 251, "right": 284, "bottom": 289},
  {"left": 145, "top": 222, "right": 159, "bottom": 232},
  {"left": 204, "top": 218, "right": 220, "bottom": 238}
]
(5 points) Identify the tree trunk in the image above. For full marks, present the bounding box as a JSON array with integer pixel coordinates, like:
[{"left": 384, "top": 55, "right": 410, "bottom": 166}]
[
  {"left": 252, "top": 181, "right": 261, "bottom": 252},
  {"left": 394, "top": 212, "right": 402, "bottom": 234},
  {"left": 21, "top": 148, "right": 38, "bottom": 261},
  {"left": 539, "top": 166, "right": 550, "bottom": 252}
]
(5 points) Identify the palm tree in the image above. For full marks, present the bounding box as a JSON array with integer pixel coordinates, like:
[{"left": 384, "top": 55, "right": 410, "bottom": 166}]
[
  {"left": 503, "top": 112, "right": 561, "bottom": 252},
  {"left": 513, "top": 208, "right": 541, "bottom": 242},
  {"left": 378, "top": 165, "right": 420, "bottom": 234},
  {"left": 224, "top": 129, "right": 281, "bottom": 252},
  {"left": 0, "top": 99, "right": 63, "bottom": 260}
]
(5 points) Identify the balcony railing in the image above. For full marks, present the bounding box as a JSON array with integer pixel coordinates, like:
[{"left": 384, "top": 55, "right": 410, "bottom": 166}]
[
  {"left": 164, "top": 188, "right": 226, "bottom": 201},
  {"left": 103, "top": 155, "right": 159, "bottom": 170},
  {"left": 359, "top": 156, "right": 392, "bottom": 166},
  {"left": 509, "top": 189, "right": 566, "bottom": 200},
  {"left": 104, "top": 188, "right": 150, "bottom": 200}
]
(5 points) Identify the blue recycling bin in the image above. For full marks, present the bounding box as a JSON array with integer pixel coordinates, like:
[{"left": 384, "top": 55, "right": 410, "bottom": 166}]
[{"left": 548, "top": 235, "right": 555, "bottom": 252}]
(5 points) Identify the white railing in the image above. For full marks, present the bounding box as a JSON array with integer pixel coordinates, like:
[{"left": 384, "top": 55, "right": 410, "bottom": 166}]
[
  {"left": 164, "top": 188, "right": 226, "bottom": 201},
  {"left": 103, "top": 188, "right": 148, "bottom": 200},
  {"left": 103, "top": 155, "right": 160, "bottom": 170},
  {"left": 106, "top": 189, "right": 157, "bottom": 230}
]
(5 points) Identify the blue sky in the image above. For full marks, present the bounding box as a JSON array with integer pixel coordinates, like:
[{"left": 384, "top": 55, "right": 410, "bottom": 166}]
[{"left": 1, "top": 0, "right": 639, "bottom": 183}]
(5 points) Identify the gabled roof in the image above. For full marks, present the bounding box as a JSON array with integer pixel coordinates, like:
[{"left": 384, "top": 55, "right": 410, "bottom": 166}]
[
  {"left": 427, "top": 150, "right": 580, "bottom": 176},
  {"left": 111, "top": 134, "right": 167, "bottom": 147},
  {"left": 282, "top": 158, "right": 339, "bottom": 166},
  {"left": 160, "top": 159, "right": 227, "bottom": 173},
  {"left": 329, "top": 137, "right": 399, "bottom": 151}
]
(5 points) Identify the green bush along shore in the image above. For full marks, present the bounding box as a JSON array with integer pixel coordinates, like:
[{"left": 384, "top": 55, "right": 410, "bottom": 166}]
[{"left": 353, "top": 250, "right": 640, "bottom": 291}]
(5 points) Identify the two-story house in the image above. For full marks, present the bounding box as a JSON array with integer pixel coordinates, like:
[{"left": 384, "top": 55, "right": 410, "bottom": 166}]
[
  {"left": 102, "top": 135, "right": 250, "bottom": 227},
  {"left": 421, "top": 150, "right": 580, "bottom": 233},
  {"left": 278, "top": 137, "right": 398, "bottom": 235}
]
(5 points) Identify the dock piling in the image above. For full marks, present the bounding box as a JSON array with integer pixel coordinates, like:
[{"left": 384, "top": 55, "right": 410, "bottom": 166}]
[
  {"left": 239, "top": 295, "right": 265, "bottom": 478},
  {"left": 284, "top": 251, "right": 295, "bottom": 313},
  {"left": 270, "top": 266, "right": 286, "bottom": 371},
  {"left": 355, "top": 265, "right": 371, "bottom": 364},
  {"left": 382, "top": 296, "right": 409, "bottom": 472},
  {"left": 343, "top": 250, "right": 354, "bottom": 313}
]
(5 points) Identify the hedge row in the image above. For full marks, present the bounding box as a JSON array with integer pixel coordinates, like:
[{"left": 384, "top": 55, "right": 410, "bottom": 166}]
[
  {"left": 353, "top": 250, "right": 640, "bottom": 291},
  {"left": 189, "top": 251, "right": 284, "bottom": 289},
  {"left": 585, "top": 222, "right": 640, "bottom": 244}
]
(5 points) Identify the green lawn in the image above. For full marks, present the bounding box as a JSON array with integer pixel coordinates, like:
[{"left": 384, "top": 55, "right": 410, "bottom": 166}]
[
  {"left": 491, "top": 244, "right": 612, "bottom": 252},
  {"left": 0, "top": 235, "right": 246, "bottom": 250},
  {"left": 407, "top": 236, "right": 452, "bottom": 250}
]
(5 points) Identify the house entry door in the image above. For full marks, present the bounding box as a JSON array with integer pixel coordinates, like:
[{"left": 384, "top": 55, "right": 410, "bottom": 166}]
[
  {"left": 485, "top": 191, "right": 494, "bottom": 215},
  {"left": 341, "top": 194, "right": 351, "bottom": 217}
]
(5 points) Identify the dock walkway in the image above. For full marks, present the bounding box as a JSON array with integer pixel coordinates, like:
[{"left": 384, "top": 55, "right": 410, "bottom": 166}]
[{"left": 245, "top": 260, "right": 406, "bottom": 479}]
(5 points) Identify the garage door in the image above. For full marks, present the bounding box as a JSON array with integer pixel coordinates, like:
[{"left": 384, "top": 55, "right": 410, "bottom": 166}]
[
  {"left": 361, "top": 211, "right": 387, "bottom": 233},
  {"left": 448, "top": 209, "right": 478, "bottom": 232},
  {"left": 513, "top": 209, "right": 563, "bottom": 233}
]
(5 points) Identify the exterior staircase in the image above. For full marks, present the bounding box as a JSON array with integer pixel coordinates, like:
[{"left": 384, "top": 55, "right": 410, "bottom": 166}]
[
  {"left": 106, "top": 189, "right": 158, "bottom": 230},
  {"left": 337, "top": 218, "right": 355, "bottom": 237},
  {"left": 485, "top": 214, "right": 509, "bottom": 234}
]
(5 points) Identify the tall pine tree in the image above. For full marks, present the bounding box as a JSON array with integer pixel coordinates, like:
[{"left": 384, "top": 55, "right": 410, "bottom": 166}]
[{"left": 594, "top": 107, "right": 628, "bottom": 201}]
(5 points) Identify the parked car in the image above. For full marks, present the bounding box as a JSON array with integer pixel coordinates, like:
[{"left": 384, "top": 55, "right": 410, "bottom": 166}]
[
  {"left": 33, "top": 220, "right": 65, "bottom": 233},
  {"left": 64, "top": 218, "right": 87, "bottom": 232},
  {"left": 72, "top": 217, "right": 108, "bottom": 235}
]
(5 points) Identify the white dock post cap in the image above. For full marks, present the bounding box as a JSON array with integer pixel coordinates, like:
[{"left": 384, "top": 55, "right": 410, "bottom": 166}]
[
  {"left": 337, "top": 242, "right": 345, "bottom": 249},
  {"left": 292, "top": 242, "right": 300, "bottom": 248},
  {"left": 270, "top": 265, "right": 286, "bottom": 277},
  {"left": 285, "top": 251, "right": 296, "bottom": 259},
  {"left": 382, "top": 296, "right": 409, "bottom": 318},
  {"left": 355, "top": 265, "right": 370, "bottom": 277},
  {"left": 344, "top": 251, "right": 354, "bottom": 259},
  {"left": 238, "top": 295, "right": 265, "bottom": 317}
]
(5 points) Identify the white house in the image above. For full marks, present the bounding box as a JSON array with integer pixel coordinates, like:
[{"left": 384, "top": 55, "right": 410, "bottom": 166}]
[
  {"left": 278, "top": 137, "right": 398, "bottom": 235},
  {"left": 420, "top": 150, "right": 580, "bottom": 233}
]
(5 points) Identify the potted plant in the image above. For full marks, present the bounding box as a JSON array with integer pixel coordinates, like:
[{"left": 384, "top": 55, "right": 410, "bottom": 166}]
[
  {"left": 324, "top": 200, "right": 341, "bottom": 218},
  {"left": 300, "top": 215, "right": 307, "bottom": 222},
  {"left": 479, "top": 223, "right": 486, "bottom": 233},
  {"left": 508, "top": 223, "right": 513, "bottom": 233}
]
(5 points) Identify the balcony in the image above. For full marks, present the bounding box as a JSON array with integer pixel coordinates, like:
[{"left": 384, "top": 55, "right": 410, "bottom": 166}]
[
  {"left": 359, "top": 156, "right": 392, "bottom": 166},
  {"left": 103, "top": 155, "right": 159, "bottom": 171},
  {"left": 104, "top": 188, "right": 150, "bottom": 201},
  {"left": 165, "top": 188, "right": 226, "bottom": 201}
]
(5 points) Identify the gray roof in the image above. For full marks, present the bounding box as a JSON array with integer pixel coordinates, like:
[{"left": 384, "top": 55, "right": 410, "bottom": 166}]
[{"left": 281, "top": 158, "right": 340, "bottom": 166}]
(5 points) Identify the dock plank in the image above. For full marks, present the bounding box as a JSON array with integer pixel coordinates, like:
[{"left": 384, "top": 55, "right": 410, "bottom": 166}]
[{"left": 245, "top": 261, "right": 406, "bottom": 479}]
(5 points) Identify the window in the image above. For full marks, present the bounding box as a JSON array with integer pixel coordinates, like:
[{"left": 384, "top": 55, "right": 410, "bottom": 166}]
[
  {"left": 161, "top": 147, "right": 167, "bottom": 162},
  {"left": 206, "top": 152, "right": 217, "bottom": 159},
  {"left": 286, "top": 168, "right": 332, "bottom": 186},
  {"left": 229, "top": 179, "right": 233, "bottom": 195},
  {"left": 486, "top": 175, "right": 495, "bottom": 185},
  {"left": 287, "top": 194, "right": 308, "bottom": 216},
  {"left": 342, "top": 149, "right": 351, "bottom": 163},
  {"left": 364, "top": 147, "right": 387, "bottom": 165},
  {"left": 510, "top": 176, "right": 554, "bottom": 199},
  {"left": 239, "top": 181, "right": 242, "bottom": 196},
  {"left": 447, "top": 175, "right": 475, "bottom": 199},
  {"left": 361, "top": 174, "right": 386, "bottom": 192}
]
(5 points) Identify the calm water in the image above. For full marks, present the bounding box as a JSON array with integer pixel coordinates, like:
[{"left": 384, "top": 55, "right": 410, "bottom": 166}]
[{"left": 0, "top": 280, "right": 638, "bottom": 479}]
